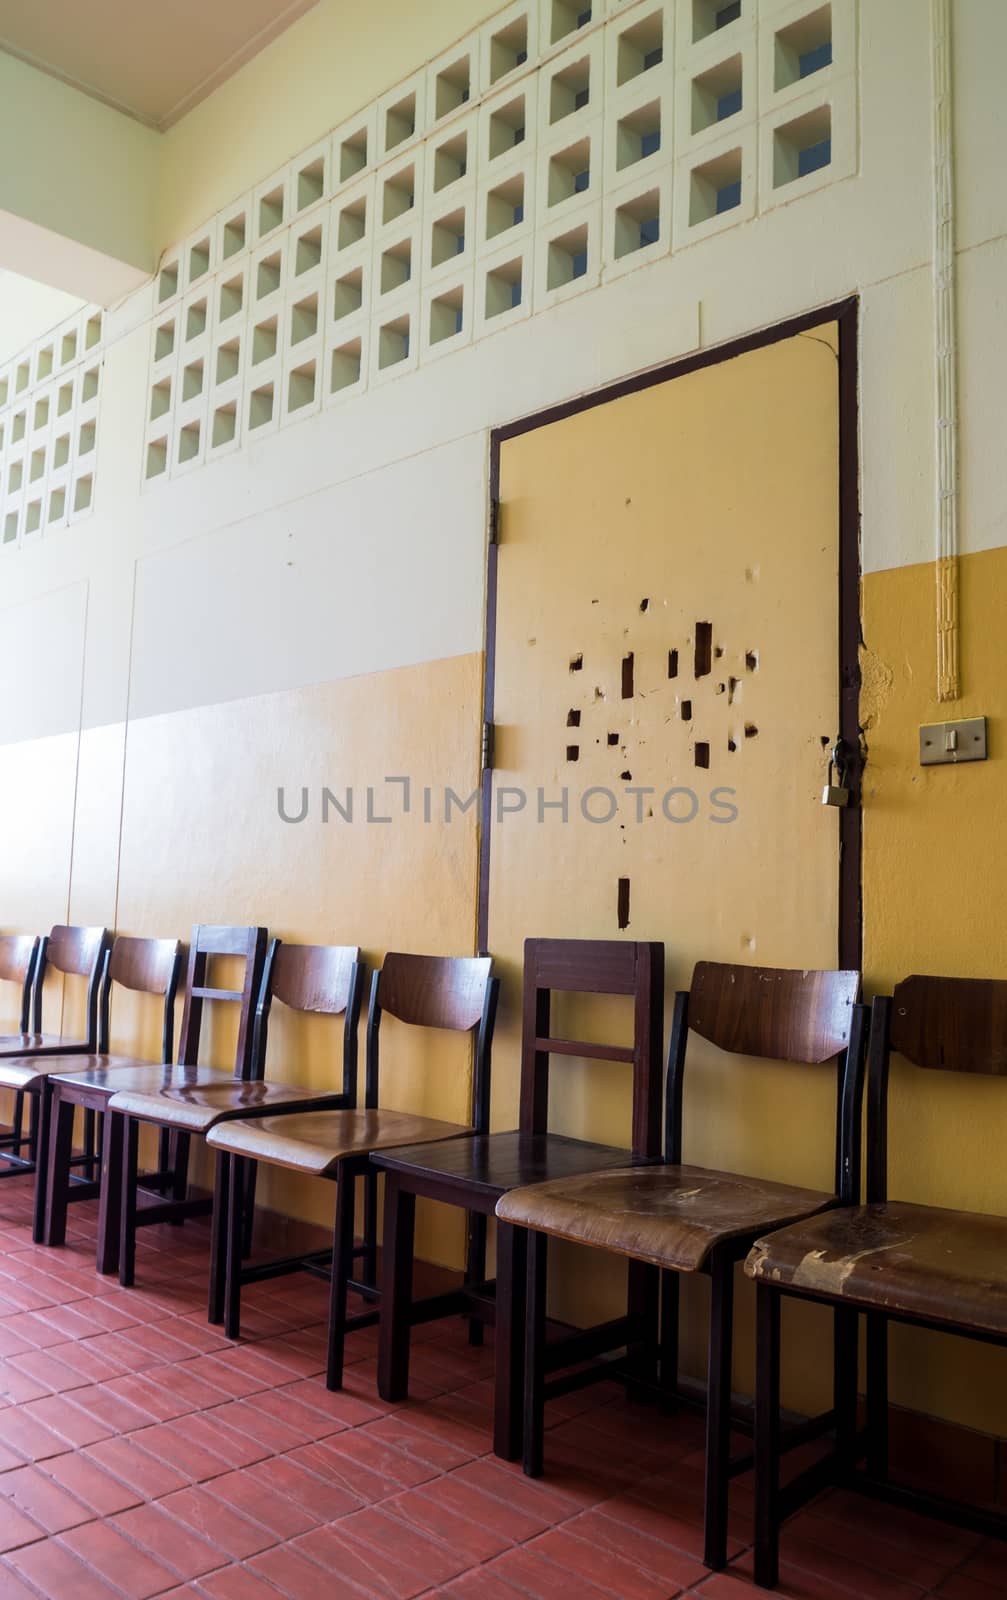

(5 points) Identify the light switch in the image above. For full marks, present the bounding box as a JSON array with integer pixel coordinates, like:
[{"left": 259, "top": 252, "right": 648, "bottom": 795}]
[{"left": 919, "top": 716, "right": 987, "bottom": 766}]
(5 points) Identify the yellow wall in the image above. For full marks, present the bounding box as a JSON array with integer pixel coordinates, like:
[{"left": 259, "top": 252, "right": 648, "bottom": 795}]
[{"left": 861, "top": 547, "right": 1007, "bottom": 1433}]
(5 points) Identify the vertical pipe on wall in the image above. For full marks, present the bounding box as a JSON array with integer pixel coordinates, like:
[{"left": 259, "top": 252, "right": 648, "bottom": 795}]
[{"left": 931, "top": 0, "right": 960, "bottom": 702}]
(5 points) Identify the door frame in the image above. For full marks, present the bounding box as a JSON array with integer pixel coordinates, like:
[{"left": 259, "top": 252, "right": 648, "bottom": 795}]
[{"left": 479, "top": 296, "right": 861, "bottom": 970}]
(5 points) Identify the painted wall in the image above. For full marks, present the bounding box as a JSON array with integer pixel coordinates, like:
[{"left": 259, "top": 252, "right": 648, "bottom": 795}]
[
  {"left": 0, "top": 53, "right": 157, "bottom": 301},
  {"left": 1, "top": 0, "right": 1007, "bottom": 1439}
]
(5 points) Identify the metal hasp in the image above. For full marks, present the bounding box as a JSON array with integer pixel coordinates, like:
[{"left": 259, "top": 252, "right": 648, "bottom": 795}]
[{"left": 919, "top": 716, "right": 987, "bottom": 766}]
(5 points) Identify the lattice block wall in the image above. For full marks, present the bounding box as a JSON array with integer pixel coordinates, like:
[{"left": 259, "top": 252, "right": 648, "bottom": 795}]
[
  {"left": 135, "top": 0, "right": 857, "bottom": 489},
  {"left": 0, "top": 308, "right": 104, "bottom": 549}
]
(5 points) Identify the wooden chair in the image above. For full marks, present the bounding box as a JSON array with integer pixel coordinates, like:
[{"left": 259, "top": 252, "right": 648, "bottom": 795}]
[
  {"left": 206, "top": 952, "right": 497, "bottom": 1389},
  {"left": 747, "top": 976, "right": 1007, "bottom": 1588},
  {"left": 372, "top": 937, "right": 665, "bottom": 1463},
  {"left": 497, "top": 960, "right": 866, "bottom": 1572},
  {"left": 41, "top": 937, "right": 183, "bottom": 1266},
  {"left": 113, "top": 936, "right": 371, "bottom": 1305},
  {"left": 0, "top": 935, "right": 40, "bottom": 1176},
  {"left": 0, "top": 926, "right": 111, "bottom": 1221},
  {"left": 100, "top": 923, "right": 268, "bottom": 1292}
]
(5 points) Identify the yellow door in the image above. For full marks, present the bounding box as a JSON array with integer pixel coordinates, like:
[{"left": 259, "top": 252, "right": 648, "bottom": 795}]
[{"left": 486, "top": 326, "right": 851, "bottom": 1396}]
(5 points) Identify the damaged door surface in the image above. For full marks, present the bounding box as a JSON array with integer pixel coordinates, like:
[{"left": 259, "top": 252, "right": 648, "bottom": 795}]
[{"left": 483, "top": 323, "right": 850, "bottom": 1185}]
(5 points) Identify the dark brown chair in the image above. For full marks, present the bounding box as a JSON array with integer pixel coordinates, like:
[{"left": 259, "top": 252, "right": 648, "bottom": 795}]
[
  {"left": 113, "top": 936, "right": 369, "bottom": 1307},
  {"left": 747, "top": 976, "right": 1007, "bottom": 1588},
  {"left": 0, "top": 934, "right": 41, "bottom": 1175},
  {"left": 206, "top": 951, "right": 497, "bottom": 1389},
  {"left": 42, "top": 937, "right": 184, "bottom": 1265},
  {"left": 372, "top": 938, "right": 665, "bottom": 1463},
  {"left": 497, "top": 960, "right": 865, "bottom": 1572},
  {"left": 0, "top": 926, "right": 111, "bottom": 1221},
  {"left": 103, "top": 923, "right": 268, "bottom": 1292}
]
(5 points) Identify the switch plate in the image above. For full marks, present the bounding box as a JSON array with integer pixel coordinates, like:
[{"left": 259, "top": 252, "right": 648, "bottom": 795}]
[{"left": 919, "top": 716, "right": 987, "bottom": 766}]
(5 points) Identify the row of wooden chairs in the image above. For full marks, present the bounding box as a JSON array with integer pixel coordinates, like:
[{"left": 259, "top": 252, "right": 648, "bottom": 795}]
[{"left": 1, "top": 925, "right": 1005, "bottom": 1586}]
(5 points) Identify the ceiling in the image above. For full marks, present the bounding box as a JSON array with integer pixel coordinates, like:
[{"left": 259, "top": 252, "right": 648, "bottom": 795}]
[{"left": 0, "top": 0, "right": 319, "bottom": 130}]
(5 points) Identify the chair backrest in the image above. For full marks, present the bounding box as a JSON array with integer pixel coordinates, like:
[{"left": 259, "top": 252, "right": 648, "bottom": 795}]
[
  {"left": 0, "top": 935, "right": 40, "bottom": 1034},
  {"left": 867, "top": 976, "right": 1007, "bottom": 1202},
  {"left": 34, "top": 925, "right": 112, "bottom": 1045},
  {"left": 519, "top": 938, "right": 665, "bottom": 1156},
  {"left": 365, "top": 953, "right": 499, "bottom": 1127},
  {"left": 99, "top": 937, "right": 185, "bottom": 1064},
  {"left": 176, "top": 925, "right": 269, "bottom": 1079},
  {"left": 669, "top": 961, "right": 865, "bottom": 1201},
  {"left": 253, "top": 940, "right": 366, "bottom": 1102}
]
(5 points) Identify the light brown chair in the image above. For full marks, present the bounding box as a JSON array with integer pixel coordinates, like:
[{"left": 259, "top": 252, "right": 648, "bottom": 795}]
[
  {"left": 206, "top": 951, "right": 498, "bottom": 1391},
  {"left": 113, "top": 935, "right": 365, "bottom": 1311},
  {"left": 0, "top": 934, "right": 40, "bottom": 1176},
  {"left": 747, "top": 977, "right": 1007, "bottom": 1588},
  {"left": 0, "top": 926, "right": 111, "bottom": 1234},
  {"left": 497, "top": 961, "right": 866, "bottom": 1573},
  {"left": 42, "top": 936, "right": 184, "bottom": 1267}
]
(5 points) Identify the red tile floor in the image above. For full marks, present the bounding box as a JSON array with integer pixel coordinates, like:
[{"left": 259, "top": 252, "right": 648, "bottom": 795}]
[{"left": 0, "top": 1171, "right": 1001, "bottom": 1600}]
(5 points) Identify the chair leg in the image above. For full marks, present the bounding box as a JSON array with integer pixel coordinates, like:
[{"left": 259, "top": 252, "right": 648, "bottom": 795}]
[
  {"left": 493, "top": 1220, "right": 526, "bottom": 1461},
  {"left": 376, "top": 1174, "right": 415, "bottom": 1403},
  {"left": 240, "top": 1158, "right": 258, "bottom": 1258},
  {"left": 27, "top": 1089, "right": 39, "bottom": 1164},
  {"left": 96, "top": 1111, "right": 124, "bottom": 1275},
  {"left": 363, "top": 1168, "right": 378, "bottom": 1291},
  {"left": 42, "top": 1094, "right": 75, "bottom": 1247},
  {"left": 466, "top": 1210, "right": 487, "bottom": 1348},
  {"left": 866, "top": 1312, "right": 889, "bottom": 1480},
  {"left": 30, "top": 1088, "right": 50, "bottom": 1244},
  {"left": 83, "top": 1108, "right": 97, "bottom": 1183},
  {"left": 754, "top": 1282, "right": 782, "bottom": 1590},
  {"left": 170, "top": 1131, "right": 190, "bottom": 1211},
  {"left": 833, "top": 1305, "right": 860, "bottom": 1476},
  {"left": 209, "top": 1150, "right": 230, "bottom": 1326},
  {"left": 659, "top": 1269, "right": 680, "bottom": 1407},
  {"left": 11, "top": 1090, "right": 24, "bottom": 1156},
  {"left": 627, "top": 1259, "right": 660, "bottom": 1402},
  {"left": 327, "top": 1164, "right": 355, "bottom": 1391},
  {"left": 223, "top": 1154, "right": 245, "bottom": 1341},
  {"left": 704, "top": 1249, "right": 735, "bottom": 1571},
  {"left": 119, "top": 1118, "right": 140, "bottom": 1288},
  {"left": 521, "top": 1229, "right": 548, "bottom": 1479}
]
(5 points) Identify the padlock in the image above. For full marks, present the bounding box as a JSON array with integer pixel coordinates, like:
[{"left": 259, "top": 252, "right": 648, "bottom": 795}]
[{"left": 822, "top": 744, "right": 850, "bottom": 808}]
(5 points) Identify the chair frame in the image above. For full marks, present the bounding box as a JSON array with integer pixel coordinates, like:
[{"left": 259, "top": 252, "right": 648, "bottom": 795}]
[
  {"left": 375, "top": 937, "right": 664, "bottom": 1463},
  {"left": 218, "top": 952, "right": 496, "bottom": 1394},
  {"left": 209, "top": 936, "right": 367, "bottom": 1329},
  {"left": 42, "top": 937, "right": 184, "bottom": 1262},
  {"left": 116, "top": 924, "right": 269, "bottom": 1293},
  {"left": 753, "top": 980, "right": 1007, "bottom": 1588},
  {"left": 0, "top": 935, "right": 41, "bottom": 1175},
  {"left": 517, "top": 961, "right": 867, "bottom": 1572},
  {"left": 0, "top": 927, "right": 112, "bottom": 1209}
]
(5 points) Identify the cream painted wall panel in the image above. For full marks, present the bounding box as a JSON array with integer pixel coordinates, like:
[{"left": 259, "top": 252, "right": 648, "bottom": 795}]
[
  {"left": 66, "top": 722, "right": 126, "bottom": 925},
  {"left": 956, "top": 236, "right": 1007, "bottom": 560},
  {"left": 127, "top": 433, "right": 487, "bottom": 720},
  {"left": 952, "top": 0, "right": 1007, "bottom": 253},
  {"left": 0, "top": 581, "right": 86, "bottom": 743},
  {"left": 0, "top": 731, "right": 78, "bottom": 928},
  {"left": 859, "top": 266, "right": 935, "bottom": 578}
]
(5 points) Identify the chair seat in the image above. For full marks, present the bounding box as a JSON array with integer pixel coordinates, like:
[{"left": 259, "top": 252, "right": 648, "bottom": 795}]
[
  {"left": 0, "top": 1051, "right": 138, "bottom": 1092},
  {"left": 106, "top": 1076, "right": 349, "bottom": 1135},
  {"left": 0, "top": 1034, "right": 87, "bottom": 1066},
  {"left": 371, "top": 1130, "right": 655, "bottom": 1204},
  {"left": 206, "top": 1109, "right": 474, "bottom": 1175},
  {"left": 496, "top": 1163, "right": 834, "bottom": 1273},
  {"left": 745, "top": 1200, "right": 1007, "bottom": 1337}
]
